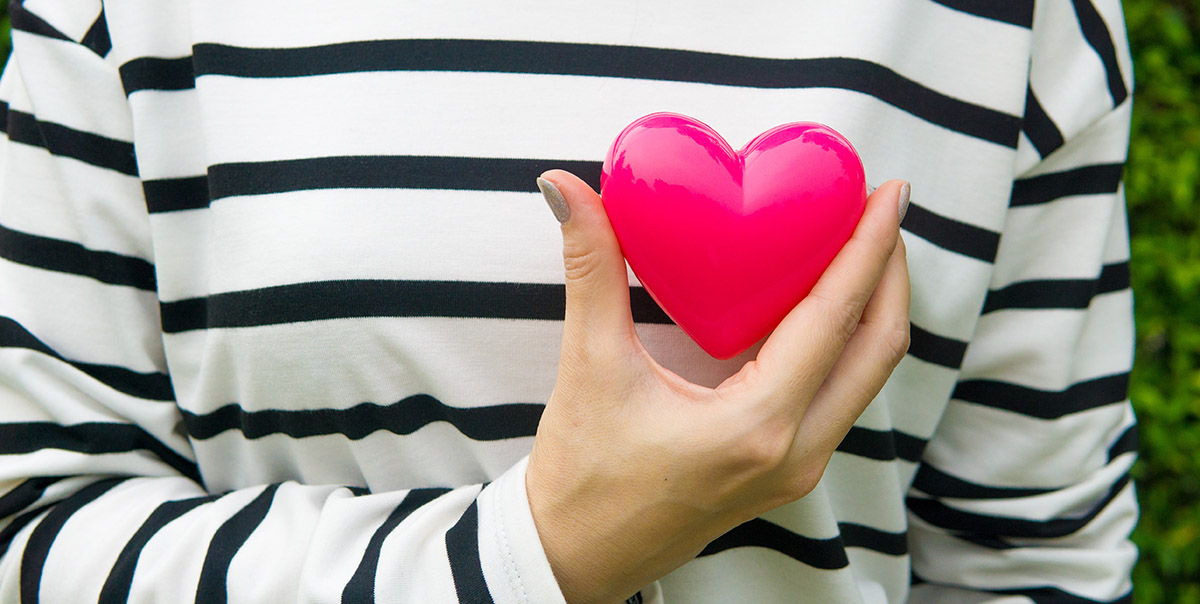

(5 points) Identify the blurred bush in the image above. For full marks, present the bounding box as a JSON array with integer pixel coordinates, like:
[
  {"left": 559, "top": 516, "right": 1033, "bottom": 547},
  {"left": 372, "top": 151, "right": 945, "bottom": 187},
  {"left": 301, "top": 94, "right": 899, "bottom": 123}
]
[
  {"left": 0, "top": 1, "right": 1196, "bottom": 601},
  {"left": 1124, "top": 1, "right": 1200, "bottom": 601}
]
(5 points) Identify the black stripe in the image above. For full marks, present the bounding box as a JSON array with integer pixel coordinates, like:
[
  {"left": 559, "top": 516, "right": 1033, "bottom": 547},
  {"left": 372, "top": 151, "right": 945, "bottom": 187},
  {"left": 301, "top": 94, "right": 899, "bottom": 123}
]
[
  {"left": 445, "top": 499, "right": 495, "bottom": 604},
  {"left": 0, "top": 316, "right": 174, "bottom": 401},
  {"left": 981, "top": 261, "right": 1130, "bottom": 314},
  {"left": 206, "top": 156, "right": 602, "bottom": 205},
  {"left": 1010, "top": 163, "right": 1125, "bottom": 207},
  {"left": 20, "top": 478, "right": 126, "bottom": 604},
  {"left": 182, "top": 395, "right": 544, "bottom": 443},
  {"left": 958, "top": 533, "right": 1018, "bottom": 550},
  {"left": 168, "top": 281, "right": 968, "bottom": 379},
  {"left": 1107, "top": 423, "right": 1137, "bottom": 461},
  {"left": 198, "top": 155, "right": 995, "bottom": 276},
  {"left": 907, "top": 323, "right": 969, "bottom": 370},
  {"left": 911, "top": 463, "right": 1054, "bottom": 499},
  {"left": 699, "top": 517, "right": 849, "bottom": 570},
  {"left": 838, "top": 523, "right": 907, "bottom": 556},
  {"left": 928, "top": 0, "right": 1034, "bottom": 28},
  {"left": 901, "top": 202, "right": 1000, "bottom": 263},
  {"left": 142, "top": 176, "right": 210, "bottom": 214},
  {"left": 160, "top": 155, "right": 999, "bottom": 277},
  {"left": 907, "top": 473, "right": 1130, "bottom": 539},
  {"left": 119, "top": 56, "right": 197, "bottom": 95},
  {"left": 159, "top": 279, "right": 670, "bottom": 333},
  {"left": 1022, "top": 86, "right": 1065, "bottom": 158},
  {"left": 115, "top": 40, "right": 1019, "bottom": 147},
  {"left": 836, "top": 427, "right": 926, "bottom": 463},
  {"left": 1071, "top": 0, "right": 1129, "bottom": 106},
  {"left": 195, "top": 484, "right": 280, "bottom": 604},
  {"left": 894, "top": 431, "right": 928, "bottom": 463},
  {"left": 80, "top": 8, "right": 111, "bottom": 57},
  {"left": 992, "top": 585, "right": 1132, "bottom": 604},
  {"left": 343, "top": 488, "right": 452, "bottom": 604},
  {"left": 160, "top": 296, "right": 209, "bottom": 333},
  {"left": 184, "top": 40, "right": 1019, "bottom": 147},
  {"left": 100, "top": 494, "right": 219, "bottom": 604},
  {"left": 143, "top": 156, "right": 593, "bottom": 215},
  {"left": 0, "top": 224, "right": 156, "bottom": 291},
  {"left": 8, "top": 2, "right": 71, "bottom": 42},
  {"left": 54, "top": 361, "right": 173, "bottom": 402},
  {"left": 952, "top": 372, "right": 1130, "bottom": 419},
  {"left": 837, "top": 427, "right": 895, "bottom": 461},
  {"left": 0, "top": 477, "right": 63, "bottom": 520},
  {"left": 1096, "top": 261, "right": 1131, "bottom": 295},
  {"left": 2, "top": 107, "right": 138, "bottom": 176},
  {"left": 0, "top": 504, "right": 53, "bottom": 560},
  {"left": 912, "top": 573, "right": 1132, "bottom": 604},
  {"left": 0, "top": 422, "right": 200, "bottom": 483}
]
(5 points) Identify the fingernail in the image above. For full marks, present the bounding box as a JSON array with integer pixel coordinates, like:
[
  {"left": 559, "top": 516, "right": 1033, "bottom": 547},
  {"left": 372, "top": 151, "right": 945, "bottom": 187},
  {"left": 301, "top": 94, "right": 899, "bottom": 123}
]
[
  {"left": 897, "top": 182, "right": 911, "bottom": 224},
  {"left": 866, "top": 184, "right": 877, "bottom": 196},
  {"left": 537, "top": 177, "right": 570, "bottom": 223}
]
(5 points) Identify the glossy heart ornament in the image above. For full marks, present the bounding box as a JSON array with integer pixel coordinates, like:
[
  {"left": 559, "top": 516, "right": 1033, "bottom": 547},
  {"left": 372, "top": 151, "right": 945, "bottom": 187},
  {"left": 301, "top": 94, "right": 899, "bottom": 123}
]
[{"left": 600, "top": 112, "right": 867, "bottom": 359}]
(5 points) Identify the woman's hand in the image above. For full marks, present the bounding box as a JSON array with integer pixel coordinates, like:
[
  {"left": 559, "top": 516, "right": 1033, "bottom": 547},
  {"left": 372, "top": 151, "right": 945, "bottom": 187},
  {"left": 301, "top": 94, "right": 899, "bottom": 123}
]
[{"left": 527, "top": 171, "right": 911, "bottom": 604}]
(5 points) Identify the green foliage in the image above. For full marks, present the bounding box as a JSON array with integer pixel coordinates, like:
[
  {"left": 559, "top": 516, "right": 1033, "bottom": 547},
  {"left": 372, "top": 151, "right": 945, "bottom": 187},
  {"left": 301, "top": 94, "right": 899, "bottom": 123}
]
[
  {"left": 0, "top": 11, "right": 8, "bottom": 63},
  {"left": 0, "top": 1, "right": 1196, "bottom": 600},
  {"left": 0, "top": 14, "right": 7, "bottom": 63},
  {"left": 1124, "top": 0, "right": 1200, "bottom": 601}
]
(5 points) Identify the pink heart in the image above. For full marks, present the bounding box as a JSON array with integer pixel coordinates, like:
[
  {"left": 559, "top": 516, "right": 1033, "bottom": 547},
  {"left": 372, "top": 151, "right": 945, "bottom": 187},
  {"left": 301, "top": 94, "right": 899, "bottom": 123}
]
[{"left": 601, "top": 112, "right": 867, "bottom": 359}]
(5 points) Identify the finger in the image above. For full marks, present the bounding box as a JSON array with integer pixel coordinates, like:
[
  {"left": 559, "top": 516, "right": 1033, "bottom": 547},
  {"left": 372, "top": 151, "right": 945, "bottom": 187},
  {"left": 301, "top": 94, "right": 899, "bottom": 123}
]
[
  {"left": 795, "top": 233, "right": 910, "bottom": 452},
  {"left": 539, "top": 170, "right": 637, "bottom": 348},
  {"left": 750, "top": 180, "right": 908, "bottom": 400}
]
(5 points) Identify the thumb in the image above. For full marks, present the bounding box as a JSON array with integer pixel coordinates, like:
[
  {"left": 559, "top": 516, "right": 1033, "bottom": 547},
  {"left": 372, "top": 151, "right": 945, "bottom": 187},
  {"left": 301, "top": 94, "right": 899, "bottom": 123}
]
[{"left": 538, "top": 170, "right": 635, "bottom": 345}]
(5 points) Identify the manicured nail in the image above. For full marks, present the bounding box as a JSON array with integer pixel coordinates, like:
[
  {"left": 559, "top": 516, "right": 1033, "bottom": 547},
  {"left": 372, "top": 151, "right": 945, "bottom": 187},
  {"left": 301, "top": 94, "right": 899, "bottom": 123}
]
[
  {"left": 897, "top": 182, "right": 911, "bottom": 224},
  {"left": 537, "top": 177, "right": 570, "bottom": 223}
]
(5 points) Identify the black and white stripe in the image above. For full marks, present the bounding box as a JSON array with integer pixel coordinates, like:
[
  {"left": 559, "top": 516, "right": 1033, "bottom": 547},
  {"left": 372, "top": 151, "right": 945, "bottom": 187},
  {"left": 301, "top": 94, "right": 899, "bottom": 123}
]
[
  {"left": 18, "top": 478, "right": 127, "bottom": 604},
  {"left": 0, "top": 2, "right": 1137, "bottom": 603},
  {"left": 342, "top": 488, "right": 452, "bottom": 604},
  {"left": 116, "top": 40, "right": 1021, "bottom": 149},
  {"left": 195, "top": 484, "right": 280, "bottom": 604},
  {"left": 180, "top": 396, "right": 544, "bottom": 443},
  {"left": 98, "top": 494, "right": 220, "bottom": 604}
]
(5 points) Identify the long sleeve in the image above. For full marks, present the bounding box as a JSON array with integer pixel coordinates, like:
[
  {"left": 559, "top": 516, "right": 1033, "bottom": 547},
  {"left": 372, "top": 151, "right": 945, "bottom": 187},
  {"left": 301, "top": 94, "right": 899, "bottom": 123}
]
[
  {"left": 0, "top": 4, "right": 565, "bottom": 603},
  {"left": 907, "top": 1, "right": 1138, "bottom": 602}
]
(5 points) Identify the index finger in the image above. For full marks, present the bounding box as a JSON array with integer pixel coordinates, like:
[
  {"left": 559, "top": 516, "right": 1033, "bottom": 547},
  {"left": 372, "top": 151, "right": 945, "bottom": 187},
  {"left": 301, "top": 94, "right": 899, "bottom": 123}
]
[{"left": 747, "top": 180, "right": 907, "bottom": 402}]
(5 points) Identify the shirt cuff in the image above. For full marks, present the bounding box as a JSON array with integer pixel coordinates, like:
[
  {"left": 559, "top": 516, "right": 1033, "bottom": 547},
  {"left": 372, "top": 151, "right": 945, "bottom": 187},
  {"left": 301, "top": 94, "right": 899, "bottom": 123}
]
[{"left": 477, "top": 455, "right": 568, "bottom": 604}]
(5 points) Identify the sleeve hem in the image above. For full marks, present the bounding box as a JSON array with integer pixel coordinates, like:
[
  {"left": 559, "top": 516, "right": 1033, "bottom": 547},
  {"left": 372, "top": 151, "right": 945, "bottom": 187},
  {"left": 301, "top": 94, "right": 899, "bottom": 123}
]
[{"left": 478, "top": 455, "right": 567, "bottom": 604}]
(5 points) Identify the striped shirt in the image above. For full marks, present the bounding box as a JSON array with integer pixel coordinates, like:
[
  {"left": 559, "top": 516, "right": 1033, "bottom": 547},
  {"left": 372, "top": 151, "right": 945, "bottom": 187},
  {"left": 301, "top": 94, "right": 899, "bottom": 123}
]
[{"left": 0, "top": 1, "right": 1137, "bottom": 602}]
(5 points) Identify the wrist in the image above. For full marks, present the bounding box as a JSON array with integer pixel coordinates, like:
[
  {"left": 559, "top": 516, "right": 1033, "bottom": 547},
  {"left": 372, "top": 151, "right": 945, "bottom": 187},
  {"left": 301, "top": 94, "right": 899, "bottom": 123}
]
[{"left": 526, "top": 448, "right": 721, "bottom": 604}]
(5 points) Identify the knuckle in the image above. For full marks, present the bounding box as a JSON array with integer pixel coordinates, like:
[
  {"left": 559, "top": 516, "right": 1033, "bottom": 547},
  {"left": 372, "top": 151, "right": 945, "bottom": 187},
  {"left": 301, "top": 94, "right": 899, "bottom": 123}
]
[
  {"left": 787, "top": 462, "right": 829, "bottom": 500},
  {"left": 729, "top": 421, "right": 795, "bottom": 474},
  {"left": 562, "top": 242, "right": 603, "bottom": 282},
  {"left": 850, "top": 217, "right": 896, "bottom": 267},
  {"left": 815, "top": 291, "right": 867, "bottom": 342},
  {"left": 880, "top": 322, "right": 911, "bottom": 366}
]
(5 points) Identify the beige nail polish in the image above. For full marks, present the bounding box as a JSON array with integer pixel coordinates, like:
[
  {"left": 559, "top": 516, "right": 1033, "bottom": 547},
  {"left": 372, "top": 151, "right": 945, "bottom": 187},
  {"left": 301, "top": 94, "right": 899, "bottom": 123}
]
[
  {"left": 537, "top": 177, "right": 570, "bottom": 223},
  {"left": 898, "top": 182, "right": 911, "bottom": 224}
]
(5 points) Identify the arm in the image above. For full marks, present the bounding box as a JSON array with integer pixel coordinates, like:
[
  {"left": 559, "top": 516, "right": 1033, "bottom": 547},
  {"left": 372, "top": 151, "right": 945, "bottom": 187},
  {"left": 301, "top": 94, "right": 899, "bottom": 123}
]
[
  {"left": 0, "top": 6, "right": 564, "bottom": 603},
  {"left": 527, "top": 173, "right": 911, "bottom": 604},
  {"left": 907, "top": 1, "right": 1137, "bottom": 601}
]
